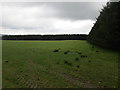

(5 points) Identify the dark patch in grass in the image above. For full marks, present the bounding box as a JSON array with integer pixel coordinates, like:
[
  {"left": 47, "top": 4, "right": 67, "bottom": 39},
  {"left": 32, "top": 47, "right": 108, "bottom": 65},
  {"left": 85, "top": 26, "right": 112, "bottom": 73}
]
[
  {"left": 19, "top": 71, "right": 23, "bottom": 73},
  {"left": 88, "top": 60, "right": 91, "bottom": 63},
  {"left": 56, "top": 62, "right": 59, "bottom": 64},
  {"left": 53, "top": 49, "right": 59, "bottom": 52},
  {"left": 75, "top": 58, "right": 79, "bottom": 61},
  {"left": 37, "top": 78, "right": 40, "bottom": 81},
  {"left": 64, "top": 61, "right": 72, "bottom": 66},
  {"left": 91, "top": 46, "right": 94, "bottom": 51},
  {"left": 68, "top": 63, "right": 72, "bottom": 66},
  {"left": 64, "top": 61, "right": 68, "bottom": 64},
  {"left": 67, "top": 50, "right": 70, "bottom": 52},
  {"left": 96, "top": 50, "right": 99, "bottom": 53},
  {"left": 103, "top": 86, "right": 107, "bottom": 88},
  {"left": 81, "top": 55, "right": 87, "bottom": 58},
  {"left": 25, "top": 75, "right": 28, "bottom": 76},
  {"left": 77, "top": 65, "right": 80, "bottom": 68},
  {"left": 53, "top": 48, "right": 61, "bottom": 52},
  {"left": 78, "top": 52, "right": 82, "bottom": 54},
  {"left": 64, "top": 50, "right": 70, "bottom": 54},
  {"left": 76, "top": 51, "right": 82, "bottom": 54},
  {"left": 64, "top": 52, "right": 68, "bottom": 54},
  {"left": 5, "top": 60, "right": 8, "bottom": 63},
  {"left": 99, "top": 81, "right": 102, "bottom": 84}
]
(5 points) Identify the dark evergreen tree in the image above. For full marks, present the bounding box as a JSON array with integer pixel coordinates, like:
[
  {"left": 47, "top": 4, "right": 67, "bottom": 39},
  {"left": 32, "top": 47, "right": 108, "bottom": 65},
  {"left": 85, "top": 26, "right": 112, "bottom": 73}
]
[
  {"left": 88, "top": 2, "right": 120, "bottom": 50},
  {"left": 2, "top": 34, "right": 88, "bottom": 40}
]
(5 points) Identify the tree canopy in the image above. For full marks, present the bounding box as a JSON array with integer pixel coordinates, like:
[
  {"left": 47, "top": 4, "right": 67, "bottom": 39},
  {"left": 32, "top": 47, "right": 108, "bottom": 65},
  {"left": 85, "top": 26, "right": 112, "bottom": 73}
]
[
  {"left": 88, "top": 2, "right": 120, "bottom": 51},
  {"left": 2, "top": 34, "right": 88, "bottom": 40}
]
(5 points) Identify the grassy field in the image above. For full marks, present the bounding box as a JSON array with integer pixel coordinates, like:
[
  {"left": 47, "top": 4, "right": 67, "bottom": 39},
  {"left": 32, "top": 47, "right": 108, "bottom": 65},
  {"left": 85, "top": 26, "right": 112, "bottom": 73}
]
[{"left": 2, "top": 40, "right": 118, "bottom": 88}]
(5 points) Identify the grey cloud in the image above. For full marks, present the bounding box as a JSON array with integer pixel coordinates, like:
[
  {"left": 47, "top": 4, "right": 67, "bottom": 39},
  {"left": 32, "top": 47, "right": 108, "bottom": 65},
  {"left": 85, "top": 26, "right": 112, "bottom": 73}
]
[
  {"left": 46, "top": 2, "right": 107, "bottom": 20},
  {"left": 1, "top": 2, "right": 108, "bottom": 34},
  {"left": 110, "top": 0, "right": 120, "bottom": 2},
  {"left": 3, "top": 2, "right": 107, "bottom": 20}
]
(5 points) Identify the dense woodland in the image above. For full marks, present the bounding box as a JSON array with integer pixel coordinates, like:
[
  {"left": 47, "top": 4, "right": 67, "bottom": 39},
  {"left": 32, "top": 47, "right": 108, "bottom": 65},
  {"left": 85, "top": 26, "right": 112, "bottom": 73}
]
[
  {"left": 2, "top": 34, "right": 88, "bottom": 40},
  {"left": 88, "top": 2, "right": 120, "bottom": 50}
]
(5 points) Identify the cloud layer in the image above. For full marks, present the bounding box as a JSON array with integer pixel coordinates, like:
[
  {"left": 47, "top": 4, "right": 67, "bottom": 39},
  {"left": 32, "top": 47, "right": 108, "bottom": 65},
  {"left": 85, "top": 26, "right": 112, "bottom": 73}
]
[{"left": 1, "top": 2, "right": 107, "bottom": 35}]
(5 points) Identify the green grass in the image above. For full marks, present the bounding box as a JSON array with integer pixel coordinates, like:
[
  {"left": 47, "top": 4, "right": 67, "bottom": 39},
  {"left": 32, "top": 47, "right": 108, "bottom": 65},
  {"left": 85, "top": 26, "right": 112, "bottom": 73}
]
[
  {"left": 0, "top": 41, "right": 2, "bottom": 89},
  {"left": 2, "top": 40, "right": 118, "bottom": 88}
]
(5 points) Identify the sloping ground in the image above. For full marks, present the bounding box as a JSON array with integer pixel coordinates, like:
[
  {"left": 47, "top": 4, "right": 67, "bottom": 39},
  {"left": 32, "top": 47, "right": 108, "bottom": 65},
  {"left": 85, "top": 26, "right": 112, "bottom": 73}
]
[{"left": 2, "top": 40, "right": 118, "bottom": 88}]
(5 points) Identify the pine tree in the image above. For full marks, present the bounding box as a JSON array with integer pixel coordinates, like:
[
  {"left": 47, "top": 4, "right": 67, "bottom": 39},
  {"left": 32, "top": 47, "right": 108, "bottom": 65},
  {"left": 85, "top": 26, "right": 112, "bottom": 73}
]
[{"left": 88, "top": 1, "right": 120, "bottom": 50}]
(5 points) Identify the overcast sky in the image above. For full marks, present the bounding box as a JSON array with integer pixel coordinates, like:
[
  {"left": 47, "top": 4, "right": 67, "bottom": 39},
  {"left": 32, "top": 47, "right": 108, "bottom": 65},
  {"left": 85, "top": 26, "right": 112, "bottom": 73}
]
[{"left": 0, "top": 1, "right": 109, "bottom": 35}]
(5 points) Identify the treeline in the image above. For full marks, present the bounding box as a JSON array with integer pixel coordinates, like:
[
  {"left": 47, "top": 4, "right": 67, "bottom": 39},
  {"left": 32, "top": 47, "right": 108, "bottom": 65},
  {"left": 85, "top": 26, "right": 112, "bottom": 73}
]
[
  {"left": 88, "top": 2, "right": 120, "bottom": 50},
  {"left": 2, "top": 34, "right": 88, "bottom": 40}
]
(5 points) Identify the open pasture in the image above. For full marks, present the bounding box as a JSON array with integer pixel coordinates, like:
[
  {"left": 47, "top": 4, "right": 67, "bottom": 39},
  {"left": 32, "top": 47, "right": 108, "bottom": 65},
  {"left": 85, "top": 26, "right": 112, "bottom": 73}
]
[{"left": 2, "top": 40, "right": 118, "bottom": 88}]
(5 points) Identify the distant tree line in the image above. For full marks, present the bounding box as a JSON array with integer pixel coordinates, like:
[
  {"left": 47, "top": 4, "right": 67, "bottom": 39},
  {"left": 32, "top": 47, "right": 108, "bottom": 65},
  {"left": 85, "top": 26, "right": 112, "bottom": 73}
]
[
  {"left": 88, "top": 2, "right": 120, "bottom": 51},
  {"left": 2, "top": 34, "right": 88, "bottom": 40}
]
